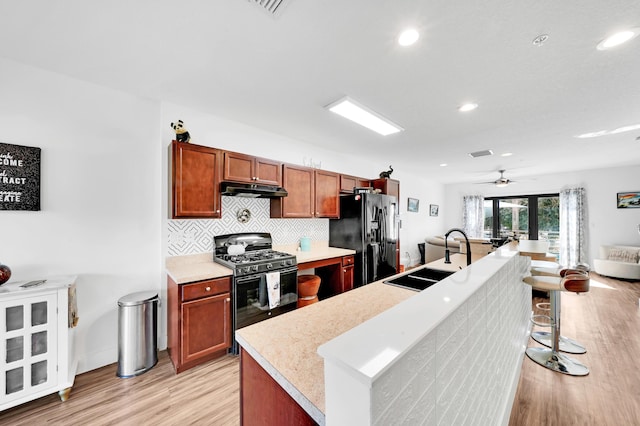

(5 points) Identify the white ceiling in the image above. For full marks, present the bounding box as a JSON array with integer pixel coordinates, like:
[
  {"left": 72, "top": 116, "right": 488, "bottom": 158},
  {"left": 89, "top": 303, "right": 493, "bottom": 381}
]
[{"left": 1, "top": 0, "right": 639, "bottom": 184}]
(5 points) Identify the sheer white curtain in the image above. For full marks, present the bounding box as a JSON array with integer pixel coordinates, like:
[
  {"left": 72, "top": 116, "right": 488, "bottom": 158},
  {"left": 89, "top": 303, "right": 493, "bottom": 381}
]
[
  {"left": 463, "top": 195, "right": 484, "bottom": 238},
  {"left": 559, "top": 187, "right": 588, "bottom": 267}
]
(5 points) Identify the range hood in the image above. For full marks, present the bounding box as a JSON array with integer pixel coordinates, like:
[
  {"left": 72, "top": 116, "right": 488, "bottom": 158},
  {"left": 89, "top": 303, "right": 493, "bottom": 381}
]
[{"left": 220, "top": 181, "right": 288, "bottom": 198}]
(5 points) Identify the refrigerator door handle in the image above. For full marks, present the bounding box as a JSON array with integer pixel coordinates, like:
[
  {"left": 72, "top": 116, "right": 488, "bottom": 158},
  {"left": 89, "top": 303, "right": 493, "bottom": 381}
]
[{"left": 368, "top": 243, "right": 380, "bottom": 282}]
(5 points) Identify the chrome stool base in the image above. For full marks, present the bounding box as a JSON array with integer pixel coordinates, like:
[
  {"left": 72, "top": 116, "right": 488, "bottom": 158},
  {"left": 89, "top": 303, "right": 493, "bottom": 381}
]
[
  {"left": 526, "top": 347, "right": 589, "bottom": 376},
  {"left": 531, "top": 331, "right": 586, "bottom": 354}
]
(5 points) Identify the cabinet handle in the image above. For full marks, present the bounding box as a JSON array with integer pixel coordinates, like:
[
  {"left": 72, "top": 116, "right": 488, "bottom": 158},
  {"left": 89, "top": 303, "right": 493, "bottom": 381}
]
[
  {"left": 344, "top": 269, "right": 346, "bottom": 272},
  {"left": 216, "top": 209, "right": 220, "bottom": 213},
  {"left": 226, "top": 298, "right": 230, "bottom": 302},
  {"left": 205, "top": 286, "right": 211, "bottom": 291}
]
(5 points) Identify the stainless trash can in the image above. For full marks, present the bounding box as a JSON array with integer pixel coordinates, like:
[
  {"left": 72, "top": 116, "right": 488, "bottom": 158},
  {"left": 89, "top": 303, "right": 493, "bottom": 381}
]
[{"left": 116, "top": 291, "right": 159, "bottom": 378}]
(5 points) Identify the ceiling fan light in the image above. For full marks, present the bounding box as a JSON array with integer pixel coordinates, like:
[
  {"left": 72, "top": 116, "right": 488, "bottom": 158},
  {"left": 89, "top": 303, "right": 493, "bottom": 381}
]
[{"left": 495, "top": 181, "right": 509, "bottom": 188}]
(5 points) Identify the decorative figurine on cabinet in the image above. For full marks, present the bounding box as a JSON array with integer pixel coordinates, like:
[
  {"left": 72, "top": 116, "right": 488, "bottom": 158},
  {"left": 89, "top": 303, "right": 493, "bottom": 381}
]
[
  {"left": 171, "top": 119, "right": 191, "bottom": 143},
  {"left": 379, "top": 165, "right": 393, "bottom": 179}
]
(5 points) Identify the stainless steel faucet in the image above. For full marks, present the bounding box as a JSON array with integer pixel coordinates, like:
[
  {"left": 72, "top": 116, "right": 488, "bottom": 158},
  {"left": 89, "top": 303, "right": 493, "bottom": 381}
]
[{"left": 444, "top": 228, "right": 472, "bottom": 266}]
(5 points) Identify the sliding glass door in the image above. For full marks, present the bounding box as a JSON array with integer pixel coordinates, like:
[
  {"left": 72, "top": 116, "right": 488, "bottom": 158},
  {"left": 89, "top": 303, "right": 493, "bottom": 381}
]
[{"left": 484, "top": 194, "right": 559, "bottom": 254}]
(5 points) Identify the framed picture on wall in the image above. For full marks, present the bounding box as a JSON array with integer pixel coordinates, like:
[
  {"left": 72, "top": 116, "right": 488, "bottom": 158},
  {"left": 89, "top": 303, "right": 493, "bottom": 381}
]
[
  {"left": 407, "top": 198, "right": 419, "bottom": 212},
  {"left": 429, "top": 204, "right": 439, "bottom": 216},
  {"left": 617, "top": 191, "right": 640, "bottom": 208}
]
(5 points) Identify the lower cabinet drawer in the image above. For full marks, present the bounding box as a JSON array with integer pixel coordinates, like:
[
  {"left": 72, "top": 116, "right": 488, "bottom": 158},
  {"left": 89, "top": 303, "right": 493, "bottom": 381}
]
[
  {"left": 342, "top": 255, "right": 355, "bottom": 266},
  {"left": 182, "top": 277, "right": 231, "bottom": 302}
]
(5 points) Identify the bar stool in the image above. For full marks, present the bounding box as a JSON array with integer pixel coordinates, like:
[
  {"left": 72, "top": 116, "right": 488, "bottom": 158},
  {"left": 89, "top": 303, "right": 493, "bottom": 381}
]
[
  {"left": 297, "top": 275, "right": 321, "bottom": 308},
  {"left": 523, "top": 269, "right": 590, "bottom": 376},
  {"left": 529, "top": 263, "right": 588, "bottom": 354}
]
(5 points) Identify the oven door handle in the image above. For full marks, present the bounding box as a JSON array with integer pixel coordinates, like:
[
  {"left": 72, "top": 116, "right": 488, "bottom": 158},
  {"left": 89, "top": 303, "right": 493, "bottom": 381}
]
[{"left": 234, "top": 266, "right": 299, "bottom": 283}]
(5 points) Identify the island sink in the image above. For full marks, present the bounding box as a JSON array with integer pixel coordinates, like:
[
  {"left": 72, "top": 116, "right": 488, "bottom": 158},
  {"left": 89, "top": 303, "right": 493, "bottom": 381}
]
[{"left": 384, "top": 266, "right": 455, "bottom": 291}]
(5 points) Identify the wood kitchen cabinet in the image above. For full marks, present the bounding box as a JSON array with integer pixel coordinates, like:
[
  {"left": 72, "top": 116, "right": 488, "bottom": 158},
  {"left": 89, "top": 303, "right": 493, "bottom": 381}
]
[
  {"left": 271, "top": 165, "right": 340, "bottom": 218},
  {"left": 340, "top": 174, "right": 370, "bottom": 194},
  {"left": 222, "top": 151, "right": 282, "bottom": 186},
  {"left": 315, "top": 169, "right": 340, "bottom": 218},
  {"left": 171, "top": 141, "right": 222, "bottom": 219},
  {"left": 167, "top": 276, "right": 232, "bottom": 373},
  {"left": 372, "top": 177, "right": 400, "bottom": 200},
  {"left": 342, "top": 255, "right": 355, "bottom": 292}
]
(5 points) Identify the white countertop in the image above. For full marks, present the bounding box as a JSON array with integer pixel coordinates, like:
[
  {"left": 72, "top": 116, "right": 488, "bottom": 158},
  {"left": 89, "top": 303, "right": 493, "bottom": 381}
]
[
  {"left": 236, "top": 244, "right": 524, "bottom": 423},
  {"left": 0, "top": 275, "right": 77, "bottom": 295}
]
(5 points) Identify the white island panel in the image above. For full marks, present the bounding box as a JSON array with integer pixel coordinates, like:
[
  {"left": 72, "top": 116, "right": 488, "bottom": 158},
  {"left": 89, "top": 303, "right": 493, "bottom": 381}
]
[{"left": 319, "top": 248, "right": 531, "bottom": 425}]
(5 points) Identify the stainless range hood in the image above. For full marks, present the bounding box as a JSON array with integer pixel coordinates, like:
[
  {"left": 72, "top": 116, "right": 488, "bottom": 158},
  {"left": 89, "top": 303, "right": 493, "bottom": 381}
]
[{"left": 220, "top": 181, "right": 288, "bottom": 198}]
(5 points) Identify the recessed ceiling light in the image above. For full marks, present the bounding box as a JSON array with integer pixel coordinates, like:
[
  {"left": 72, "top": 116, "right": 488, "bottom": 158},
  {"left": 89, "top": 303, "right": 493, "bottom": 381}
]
[
  {"left": 398, "top": 29, "right": 419, "bottom": 46},
  {"left": 458, "top": 103, "right": 478, "bottom": 112},
  {"left": 597, "top": 28, "right": 640, "bottom": 50},
  {"left": 325, "top": 96, "right": 404, "bottom": 136},
  {"left": 501, "top": 152, "right": 513, "bottom": 157},
  {"left": 440, "top": 163, "right": 448, "bottom": 167}
]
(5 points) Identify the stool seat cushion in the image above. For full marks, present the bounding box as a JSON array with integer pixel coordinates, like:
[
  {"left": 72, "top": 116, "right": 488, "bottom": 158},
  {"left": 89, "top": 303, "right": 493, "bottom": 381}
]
[
  {"left": 524, "top": 274, "right": 590, "bottom": 293},
  {"left": 531, "top": 266, "right": 562, "bottom": 277},
  {"left": 524, "top": 275, "right": 563, "bottom": 291}
]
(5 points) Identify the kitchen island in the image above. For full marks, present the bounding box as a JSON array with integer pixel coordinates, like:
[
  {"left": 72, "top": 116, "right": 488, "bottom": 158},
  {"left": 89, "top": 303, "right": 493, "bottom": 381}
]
[{"left": 236, "top": 246, "right": 532, "bottom": 425}]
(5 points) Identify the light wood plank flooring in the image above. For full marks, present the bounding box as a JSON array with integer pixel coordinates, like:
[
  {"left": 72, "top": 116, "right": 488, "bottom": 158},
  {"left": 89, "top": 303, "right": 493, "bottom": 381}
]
[
  {"left": 1, "top": 273, "right": 638, "bottom": 425},
  {"left": 0, "top": 352, "right": 240, "bottom": 425},
  {"left": 509, "top": 272, "right": 640, "bottom": 426}
]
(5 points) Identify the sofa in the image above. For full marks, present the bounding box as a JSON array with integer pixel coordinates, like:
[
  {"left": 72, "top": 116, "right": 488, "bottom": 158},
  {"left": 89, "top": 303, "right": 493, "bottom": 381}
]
[
  {"left": 593, "top": 245, "right": 640, "bottom": 280},
  {"left": 424, "top": 236, "right": 460, "bottom": 263}
]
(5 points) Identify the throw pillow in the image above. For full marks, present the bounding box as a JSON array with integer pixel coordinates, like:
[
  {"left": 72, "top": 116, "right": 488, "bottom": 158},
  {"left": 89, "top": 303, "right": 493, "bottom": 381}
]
[{"left": 608, "top": 248, "right": 639, "bottom": 263}]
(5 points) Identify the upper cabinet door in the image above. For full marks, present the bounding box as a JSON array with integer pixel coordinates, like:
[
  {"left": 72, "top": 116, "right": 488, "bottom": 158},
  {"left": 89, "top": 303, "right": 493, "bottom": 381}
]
[
  {"left": 315, "top": 170, "right": 340, "bottom": 218},
  {"left": 172, "top": 141, "right": 222, "bottom": 218},
  {"left": 340, "top": 175, "right": 357, "bottom": 194},
  {"left": 223, "top": 152, "right": 282, "bottom": 186},
  {"left": 254, "top": 157, "right": 282, "bottom": 186},
  {"left": 272, "top": 164, "right": 314, "bottom": 218},
  {"left": 223, "top": 152, "right": 254, "bottom": 184}
]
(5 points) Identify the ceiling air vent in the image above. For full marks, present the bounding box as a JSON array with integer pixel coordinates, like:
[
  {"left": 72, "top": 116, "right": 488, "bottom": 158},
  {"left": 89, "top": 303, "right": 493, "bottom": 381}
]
[
  {"left": 468, "top": 149, "right": 494, "bottom": 158},
  {"left": 249, "top": 0, "right": 288, "bottom": 16}
]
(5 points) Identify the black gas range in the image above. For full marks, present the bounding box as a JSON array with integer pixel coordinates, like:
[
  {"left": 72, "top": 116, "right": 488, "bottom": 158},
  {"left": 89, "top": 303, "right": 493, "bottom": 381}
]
[{"left": 213, "top": 233, "right": 298, "bottom": 354}]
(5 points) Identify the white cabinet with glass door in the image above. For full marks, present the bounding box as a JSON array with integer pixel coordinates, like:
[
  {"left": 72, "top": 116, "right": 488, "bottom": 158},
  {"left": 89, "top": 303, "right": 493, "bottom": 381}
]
[{"left": 0, "top": 276, "right": 77, "bottom": 412}]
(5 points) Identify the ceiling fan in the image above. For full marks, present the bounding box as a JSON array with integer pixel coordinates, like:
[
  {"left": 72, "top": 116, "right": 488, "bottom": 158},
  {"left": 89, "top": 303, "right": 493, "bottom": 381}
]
[{"left": 477, "top": 170, "right": 516, "bottom": 187}]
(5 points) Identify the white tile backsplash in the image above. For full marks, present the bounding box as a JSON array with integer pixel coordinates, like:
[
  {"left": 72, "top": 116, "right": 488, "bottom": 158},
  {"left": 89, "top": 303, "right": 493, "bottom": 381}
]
[{"left": 167, "top": 196, "right": 328, "bottom": 255}]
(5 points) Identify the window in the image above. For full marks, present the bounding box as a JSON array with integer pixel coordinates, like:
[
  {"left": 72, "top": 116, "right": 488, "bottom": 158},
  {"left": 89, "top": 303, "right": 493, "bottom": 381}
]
[{"left": 484, "top": 194, "right": 560, "bottom": 254}]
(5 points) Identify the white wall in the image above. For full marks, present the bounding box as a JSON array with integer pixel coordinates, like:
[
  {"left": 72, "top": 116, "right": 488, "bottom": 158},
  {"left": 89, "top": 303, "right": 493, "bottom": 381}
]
[
  {"left": 443, "top": 164, "right": 640, "bottom": 264},
  {"left": 0, "top": 58, "right": 162, "bottom": 373}
]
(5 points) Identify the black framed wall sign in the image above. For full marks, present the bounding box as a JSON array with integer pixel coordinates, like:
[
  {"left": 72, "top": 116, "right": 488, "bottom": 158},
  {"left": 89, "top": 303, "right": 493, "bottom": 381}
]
[{"left": 0, "top": 142, "right": 41, "bottom": 211}]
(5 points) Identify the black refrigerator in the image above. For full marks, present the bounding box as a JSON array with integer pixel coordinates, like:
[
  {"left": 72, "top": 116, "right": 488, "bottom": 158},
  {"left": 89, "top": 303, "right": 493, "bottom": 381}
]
[{"left": 329, "top": 193, "right": 398, "bottom": 286}]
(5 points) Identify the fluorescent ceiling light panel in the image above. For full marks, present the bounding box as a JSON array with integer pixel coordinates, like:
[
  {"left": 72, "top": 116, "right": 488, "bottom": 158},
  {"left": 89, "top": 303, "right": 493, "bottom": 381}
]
[
  {"left": 610, "top": 123, "right": 640, "bottom": 134},
  {"left": 326, "top": 97, "right": 404, "bottom": 136},
  {"left": 597, "top": 28, "right": 640, "bottom": 50},
  {"left": 575, "top": 123, "right": 640, "bottom": 138}
]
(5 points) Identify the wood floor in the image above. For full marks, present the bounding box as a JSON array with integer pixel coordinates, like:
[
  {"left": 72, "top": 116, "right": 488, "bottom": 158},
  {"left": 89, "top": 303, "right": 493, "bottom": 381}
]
[
  {"left": 1, "top": 273, "right": 638, "bottom": 425},
  {"left": 0, "top": 352, "right": 240, "bottom": 425},
  {"left": 509, "top": 272, "right": 640, "bottom": 426}
]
